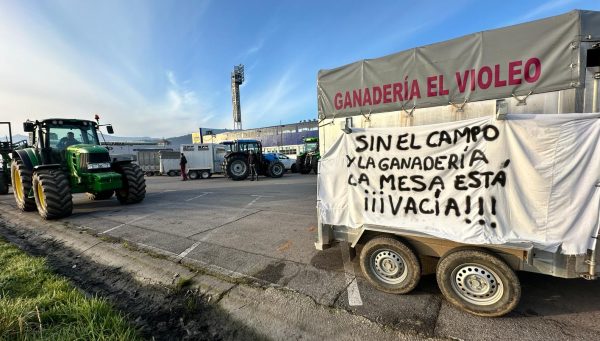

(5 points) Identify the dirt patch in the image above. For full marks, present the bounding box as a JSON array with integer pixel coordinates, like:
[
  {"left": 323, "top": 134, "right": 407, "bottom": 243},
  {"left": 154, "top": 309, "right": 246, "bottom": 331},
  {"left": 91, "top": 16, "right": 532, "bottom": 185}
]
[{"left": 0, "top": 219, "right": 265, "bottom": 340}]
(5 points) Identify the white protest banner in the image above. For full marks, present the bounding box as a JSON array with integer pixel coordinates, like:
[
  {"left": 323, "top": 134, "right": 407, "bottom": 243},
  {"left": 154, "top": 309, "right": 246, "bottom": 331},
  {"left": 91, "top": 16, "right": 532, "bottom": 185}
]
[{"left": 317, "top": 114, "right": 600, "bottom": 255}]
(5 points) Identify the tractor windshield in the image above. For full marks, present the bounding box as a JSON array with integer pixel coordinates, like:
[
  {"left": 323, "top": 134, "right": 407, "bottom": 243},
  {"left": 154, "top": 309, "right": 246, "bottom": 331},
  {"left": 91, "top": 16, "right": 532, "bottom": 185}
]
[
  {"left": 305, "top": 142, "right": 318, "bottom": 153},
  {"left": 46, "top": 124, "right": 99, "bottom": 149}
]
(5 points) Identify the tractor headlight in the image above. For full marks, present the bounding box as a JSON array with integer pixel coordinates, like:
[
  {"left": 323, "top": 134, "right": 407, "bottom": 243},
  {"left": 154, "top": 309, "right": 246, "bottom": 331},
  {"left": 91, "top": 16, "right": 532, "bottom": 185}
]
[{"left": 86, "top": 162, "right": 111, "bottom": 170}]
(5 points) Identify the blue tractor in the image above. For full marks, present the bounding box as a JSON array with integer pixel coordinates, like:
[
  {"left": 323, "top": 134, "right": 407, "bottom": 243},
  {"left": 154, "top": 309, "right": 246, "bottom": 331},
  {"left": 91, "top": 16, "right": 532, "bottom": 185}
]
[{"left": 222, "top": 139, "right": 285, "bottom": 181}]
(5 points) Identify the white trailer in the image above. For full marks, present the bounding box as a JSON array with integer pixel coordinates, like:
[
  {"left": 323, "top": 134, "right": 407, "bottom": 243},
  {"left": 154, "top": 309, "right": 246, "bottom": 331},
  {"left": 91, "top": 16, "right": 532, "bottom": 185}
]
[
  {"left": 315, "top": 10, "right": 600, "bottom": 317},
  {"left": 180, "top": 143, "right": 226, "bottom": 179},
  {"left": 136, "top": 149, "right": 169, "bottom": 176},
  {"left": 159, "top": 150, "right": 181, "bottom": 176}
]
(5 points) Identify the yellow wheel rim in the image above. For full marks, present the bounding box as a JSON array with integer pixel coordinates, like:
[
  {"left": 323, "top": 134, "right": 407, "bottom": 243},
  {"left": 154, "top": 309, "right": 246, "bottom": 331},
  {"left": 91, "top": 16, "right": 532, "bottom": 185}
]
[
  {"left": 13, "top": 169, "right": 23, "bottom": 200},
  {"left": 37, "top": 181, "right": 46, "bottom": 208}
]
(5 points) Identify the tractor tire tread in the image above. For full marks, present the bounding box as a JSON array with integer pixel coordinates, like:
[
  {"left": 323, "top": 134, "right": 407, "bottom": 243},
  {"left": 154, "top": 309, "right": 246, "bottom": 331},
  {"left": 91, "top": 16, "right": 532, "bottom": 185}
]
[{"left": 33, "top": 169, "right": 73, "bottom": 219}]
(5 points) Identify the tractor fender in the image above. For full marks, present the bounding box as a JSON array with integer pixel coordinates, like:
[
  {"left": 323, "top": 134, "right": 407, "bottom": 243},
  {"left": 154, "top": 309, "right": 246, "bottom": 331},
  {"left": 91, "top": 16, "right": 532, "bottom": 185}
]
[{"left": 14, "top": 149, "right": 41, "bottom": 171}]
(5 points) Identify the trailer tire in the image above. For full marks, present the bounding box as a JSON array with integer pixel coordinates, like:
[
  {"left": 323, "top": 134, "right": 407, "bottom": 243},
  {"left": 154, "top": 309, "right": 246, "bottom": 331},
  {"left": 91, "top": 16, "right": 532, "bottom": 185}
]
[
  {"left": 167, "top": 170, "right": 176, "bottom": 177},
  {"left": 11, "top": 159, "right": 36, "bottom": 211},
  {"left": 114, "top": 163, "right": 146, "bottom": 204},
  {"left": 436, "top": 249, "right": 520, "bottom": 317},
  {"left": 267, "top": 161, "right": 284, "bottom": 178},
  {"left": 87, "top": 190, "right": 114, "bottom": 200},
  {"left": 33, "top": 169, "right": 73, "bottom": 219},
  {"left": 360, "top": 236, "right": 421, "bottom": 294},
  {"left": 226, "top": 155, "right": 249, "bottom": 181},
  {"left": 188, "top": 171, "right": 199, "bottom": 180},
  {"left": 0, "top": 172, "right": 8, "bottom": 194},
  {"left": 200, "top": 170, "right": 210, "bottom": 179}
]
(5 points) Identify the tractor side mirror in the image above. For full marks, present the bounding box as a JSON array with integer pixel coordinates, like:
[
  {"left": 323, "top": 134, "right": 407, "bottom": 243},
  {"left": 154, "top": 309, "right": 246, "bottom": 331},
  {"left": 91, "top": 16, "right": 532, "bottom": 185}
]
[
  {"left": 23, "top": 121, "right": 35, "bottom": 132},
  {"left": 106, "top": 125, "right": 114, "bottom": 134}
]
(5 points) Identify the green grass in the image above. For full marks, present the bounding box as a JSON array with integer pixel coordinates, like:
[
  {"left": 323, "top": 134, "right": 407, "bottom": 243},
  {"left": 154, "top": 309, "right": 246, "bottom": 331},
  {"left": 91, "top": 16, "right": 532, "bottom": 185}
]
[{"left": 0, "top": 238, "right": 140, "bottom": 341}]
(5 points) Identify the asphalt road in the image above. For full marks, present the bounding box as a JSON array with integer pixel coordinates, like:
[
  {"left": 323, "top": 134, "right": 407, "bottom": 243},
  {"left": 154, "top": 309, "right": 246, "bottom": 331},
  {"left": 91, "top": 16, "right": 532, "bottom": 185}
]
[{"left": 1, "top": 173, "right": 600, "bottom": 340}]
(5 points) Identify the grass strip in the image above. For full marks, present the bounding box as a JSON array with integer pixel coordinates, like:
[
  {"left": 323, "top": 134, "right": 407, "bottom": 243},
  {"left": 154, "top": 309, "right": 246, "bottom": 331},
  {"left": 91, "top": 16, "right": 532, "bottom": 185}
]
[{"left": 0, "top": 237, "right": 140, "bottom": 340}]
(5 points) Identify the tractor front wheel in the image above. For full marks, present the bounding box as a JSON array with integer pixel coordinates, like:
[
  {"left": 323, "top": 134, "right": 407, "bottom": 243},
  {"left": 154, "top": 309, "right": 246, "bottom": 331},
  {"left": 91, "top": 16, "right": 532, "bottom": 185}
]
[
  {"left": 32, "top": 169, "right": 73, "bottom": 219},
  {"left": 267, "top": 161, "right": 284, "bottom": 178},
  {"left": 114, "top": 163, "right": 146, "bottom": 204},
  {"left": 11, "top": 159, "right": 36, "bottom": 211}
]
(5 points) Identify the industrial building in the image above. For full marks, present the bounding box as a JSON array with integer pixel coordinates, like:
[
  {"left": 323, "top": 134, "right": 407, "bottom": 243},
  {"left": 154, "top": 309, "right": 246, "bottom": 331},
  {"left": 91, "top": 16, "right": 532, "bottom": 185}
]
[{"left": 202, "top": 119, "right": 318, "bottom": 157}]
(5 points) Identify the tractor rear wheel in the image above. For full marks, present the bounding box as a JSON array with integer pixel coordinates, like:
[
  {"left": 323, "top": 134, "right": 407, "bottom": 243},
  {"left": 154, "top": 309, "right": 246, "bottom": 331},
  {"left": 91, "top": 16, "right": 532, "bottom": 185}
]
[
  {"left": 297, "top": 155, "right": 310, "bottom": 174},
  {"left": 311, "top": 155, "right": 319, "bottom": 174},
  {"left": 32, "top": 169, "right": 73, "bottom": 219},
  {"left": 87, "top": 190, "right": 114, "bottom": 200},
  {"left": 226, "top": 155, "right": 249, "bottom": 181},
  {"left": 11, "top": 159, "right": 36, "bottom": 211},
  {"left": 114, "top": 163, "right": 146, "bottom": 204},
  {"left": 0, "top": 172, "right": 8, "bottom": 194},
  {"left": 267, "top": 161, "right": 284, "bottom": 178}
]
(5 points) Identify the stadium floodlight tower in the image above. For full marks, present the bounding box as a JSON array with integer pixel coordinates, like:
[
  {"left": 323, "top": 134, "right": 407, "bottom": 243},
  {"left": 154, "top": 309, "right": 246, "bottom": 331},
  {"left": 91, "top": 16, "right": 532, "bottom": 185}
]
[{"left": 231, "top": 64, "right": 245, "bottom": 130}]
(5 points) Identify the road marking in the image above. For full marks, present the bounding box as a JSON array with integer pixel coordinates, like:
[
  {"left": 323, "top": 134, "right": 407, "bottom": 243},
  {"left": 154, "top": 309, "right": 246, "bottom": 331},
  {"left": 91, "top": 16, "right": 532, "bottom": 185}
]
[
  {"left": 178, "top": 240, "right": 202, "bottom": 258},
  {"left": 185, "top": 192, "right": 213, "bottom": 202},
  {"left": 341, "top": 243, "right": 363, "bottom": 306},
  {"left": 246, "top": 196, "right": 263, "bottom": 207},
  {"left": 100, "top": 214, "right": 153, "bottom": 235}
]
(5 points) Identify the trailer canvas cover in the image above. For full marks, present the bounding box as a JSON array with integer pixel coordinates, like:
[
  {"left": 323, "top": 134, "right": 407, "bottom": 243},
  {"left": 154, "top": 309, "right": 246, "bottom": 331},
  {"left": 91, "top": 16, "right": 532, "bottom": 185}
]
[
  {"left": 317, "top": 10, "right": 600, "bottom": 119},
  {"left": 317, "top": 114, "right": 600, "bottom": 255}
]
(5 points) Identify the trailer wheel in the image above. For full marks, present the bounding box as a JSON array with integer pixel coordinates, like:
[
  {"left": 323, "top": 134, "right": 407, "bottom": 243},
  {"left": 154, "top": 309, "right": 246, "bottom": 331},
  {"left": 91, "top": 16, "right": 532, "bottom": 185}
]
[
  {"left": 11, "top": 159, "right": 36, "bottom": 211},
  {"left": 145, "top": 171, "right": 154, "bottom": 177},
  {"left": 188, "top": 171, "right": 199, "bottom": 180},
  {"left": 268, "top": 161, "right": 284, "bottom": 178},
  {"left": 226, "top": 155, "right": 249, "bottom": 181},
  {"left": 114, "top": 163, "right": 146, "bottom": 204},
  {"left": 0, "top": 172, "right": 8, "bottom": 195},
  {"left": 87, "top": 190, "right": 114, "bottom": 200},
  {"left": 167, "top": 170, "right": 176, "bottom": 177},
  {"left": 33, "top": 169, "right": 73, "bottom": 219},
  {"left": 360, "top": 236, "right": 421, "bottom": 294},
  {"left": 436, "top": 249, "right": 521, "bottom": 317},
  {"left": 200, "top": 170, "right": 210, "bottom": 179}
]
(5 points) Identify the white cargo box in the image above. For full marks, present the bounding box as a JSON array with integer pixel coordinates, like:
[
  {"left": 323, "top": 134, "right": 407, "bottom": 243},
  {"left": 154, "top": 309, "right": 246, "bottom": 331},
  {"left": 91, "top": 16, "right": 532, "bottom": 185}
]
[{"left": 180, "top": 143, "right": 226, "bottom": 179}]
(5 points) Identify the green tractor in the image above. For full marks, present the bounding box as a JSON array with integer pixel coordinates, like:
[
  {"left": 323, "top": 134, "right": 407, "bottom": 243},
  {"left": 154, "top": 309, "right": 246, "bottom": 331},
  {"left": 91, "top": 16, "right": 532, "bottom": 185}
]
[
  {"left": 10, "top": 117, "right": 145, "bottom": 219},
  {"left": 0, "top": 122, "right": 19, "bottom": 195},
  {"left": 295, "top": 137, "right": 320, "bottom": 174}
]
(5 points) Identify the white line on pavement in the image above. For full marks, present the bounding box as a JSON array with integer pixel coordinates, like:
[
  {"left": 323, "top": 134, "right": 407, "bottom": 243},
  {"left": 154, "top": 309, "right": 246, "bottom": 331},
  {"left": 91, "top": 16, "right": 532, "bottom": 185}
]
[
  {"left": 178, "top": 240, "right": 202, "bottom": 258},
  {"left": 184, "top": 192, "right": 213, "bottom": 202},
  {"left": 100, "top": 214, "right": 153, "bottom": 235},
  {"left": 341, "top": 243, "right": 363, "bottom": 306}
]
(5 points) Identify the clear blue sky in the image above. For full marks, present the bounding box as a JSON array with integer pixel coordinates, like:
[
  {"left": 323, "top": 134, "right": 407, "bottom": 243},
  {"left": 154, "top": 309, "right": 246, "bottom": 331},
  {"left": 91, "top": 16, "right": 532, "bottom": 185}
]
[{"left": 1, "top": 0, "right": 599, "bottom": 137}]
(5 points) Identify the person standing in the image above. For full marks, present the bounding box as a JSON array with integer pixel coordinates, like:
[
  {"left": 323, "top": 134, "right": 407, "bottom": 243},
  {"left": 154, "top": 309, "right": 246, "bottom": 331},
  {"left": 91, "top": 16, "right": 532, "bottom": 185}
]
[
  {"left": 248, "top": 150, "right": 258, "bottom": 181},
  {"left": 180, "top": 153, "right": 188, "bottom": 181}
]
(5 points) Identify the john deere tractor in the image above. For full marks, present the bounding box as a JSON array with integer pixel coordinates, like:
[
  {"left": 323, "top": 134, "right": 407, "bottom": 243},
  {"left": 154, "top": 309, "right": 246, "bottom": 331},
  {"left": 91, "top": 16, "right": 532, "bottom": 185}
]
[
  {"left": 222, "top": 139, "right": 285, "bottom": 181},
  {"left": 10, "top": 117, "right": 145, "bottom": 219},
  {"left": 296, "top": 137, "right": 320, "bottom": 174}
]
